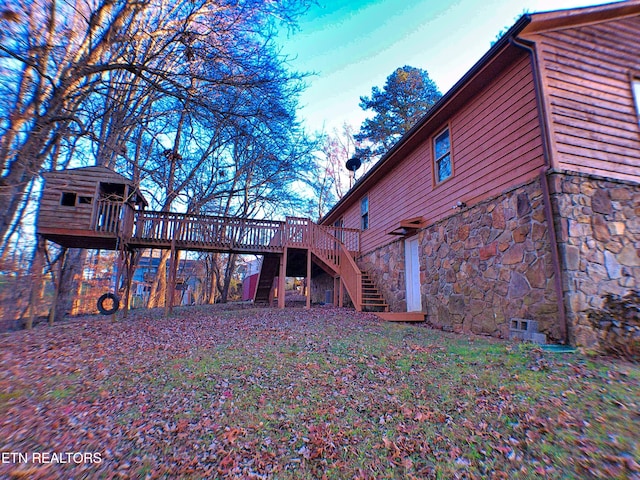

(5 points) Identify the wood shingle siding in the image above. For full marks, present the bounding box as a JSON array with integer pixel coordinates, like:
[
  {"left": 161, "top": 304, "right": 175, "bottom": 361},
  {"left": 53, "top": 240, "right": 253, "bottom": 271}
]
[
  {"left": 346, "top": 53, "right": 544, "bottom": 254},
  {"left": 526, "top": 17, "right": 640, "bottom": 182}
]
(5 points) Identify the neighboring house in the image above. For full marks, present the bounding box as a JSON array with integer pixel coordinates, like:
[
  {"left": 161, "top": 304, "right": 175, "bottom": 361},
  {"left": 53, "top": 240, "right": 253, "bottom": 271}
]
[
  {"left": 132, "top": 255, "right": 200, "bottom": 306},
  {"left": 240, "top": 258, "right": 262, "bottom": 301},
  {"left": 320, "top": 0, "right": 640, "bottom": 346}
]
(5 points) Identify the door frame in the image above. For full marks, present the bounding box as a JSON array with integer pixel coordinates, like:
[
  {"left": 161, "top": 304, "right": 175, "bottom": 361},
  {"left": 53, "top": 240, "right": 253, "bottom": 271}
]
[{"left": 404, "top": 236, "right": 422, "bottom": 312}]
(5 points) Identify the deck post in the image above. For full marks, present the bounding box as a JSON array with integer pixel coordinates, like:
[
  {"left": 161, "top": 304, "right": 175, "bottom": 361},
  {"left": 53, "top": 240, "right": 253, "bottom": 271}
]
[
  {"left": 166, "top": 248, "right": 180, "bottom": 316},
  {"left": 278, "top": 247, "right": 287, "bottom": 309},
  {"left": 338, "top": 277, "right": 344, "bottom": 307},
  {"left": 306, "top": 248, "right": 311, "bottom": 309},
  {"left": 122, "top": 250, "right": 135, "bottom": 318},
  {"left": 166, "top": 221, "right": 179, "bottom": 316}
]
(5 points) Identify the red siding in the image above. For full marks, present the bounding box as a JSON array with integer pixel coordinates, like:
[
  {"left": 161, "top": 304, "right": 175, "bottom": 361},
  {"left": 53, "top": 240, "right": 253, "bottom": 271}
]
[
  {"left": 526, "top": 17, "right": 640, "bottom": 182},
  {"left": 341, "top": 54, "right": 545, "bottom": 254}
]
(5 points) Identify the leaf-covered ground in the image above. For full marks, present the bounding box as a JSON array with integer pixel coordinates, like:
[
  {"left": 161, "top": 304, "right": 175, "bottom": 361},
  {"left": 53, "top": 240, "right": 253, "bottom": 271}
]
[{"left": 1, "top": 305, "right": 639, "bottom": 479}]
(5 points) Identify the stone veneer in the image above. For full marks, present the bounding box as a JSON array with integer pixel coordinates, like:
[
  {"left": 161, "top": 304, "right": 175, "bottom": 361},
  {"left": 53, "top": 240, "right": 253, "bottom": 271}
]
[
  {"left": 549, "top": 171, "right": 640, "bottom": 347},
  {"left": 358, "top": 178, "right": 561, "bottom": 341}
]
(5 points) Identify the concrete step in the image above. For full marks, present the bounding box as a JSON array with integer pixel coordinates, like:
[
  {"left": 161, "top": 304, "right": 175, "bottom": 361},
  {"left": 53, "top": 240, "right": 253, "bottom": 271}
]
[{"left": 375, "top": 312, "right": 426, "bottom": 322}]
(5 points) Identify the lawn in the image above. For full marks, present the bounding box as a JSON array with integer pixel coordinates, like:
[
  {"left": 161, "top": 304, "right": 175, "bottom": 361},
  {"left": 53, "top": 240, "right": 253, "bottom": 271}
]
[{"left": 1, "top": 305, "right": 639, "bottom": 479}]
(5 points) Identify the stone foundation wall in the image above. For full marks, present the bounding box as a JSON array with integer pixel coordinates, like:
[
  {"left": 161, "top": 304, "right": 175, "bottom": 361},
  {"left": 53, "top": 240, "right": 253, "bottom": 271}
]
[
  {"left": 549, "top": 171, "right": 640, "bottom": 347},
  {"left": 359, "top": 178, "right": 561, "bottom": 341},
  {"left": 310, "top": 272, "right": 354, "bottom": 308},
  {"left": 310, "top": 272, "right": 334, "bottom": 304}
]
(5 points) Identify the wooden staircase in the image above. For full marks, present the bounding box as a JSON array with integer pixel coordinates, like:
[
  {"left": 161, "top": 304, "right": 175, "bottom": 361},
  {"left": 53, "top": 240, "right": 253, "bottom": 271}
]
[
  {"left": 360, "top": 273, "right": 389, "bottom": 312},
  {"left": 250, "top": 219, "right": 416, "bottom": 319},
  {"left": 254, "top": 253, "right": 280, "bottom": 305}
]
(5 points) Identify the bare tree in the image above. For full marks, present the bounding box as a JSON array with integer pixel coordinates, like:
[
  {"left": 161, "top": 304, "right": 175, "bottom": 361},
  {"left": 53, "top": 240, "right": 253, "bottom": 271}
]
[
  {"left": 1, "top": 0, "right": 317, "bottom": 318},
  {"left": 0, "top": 0, "right": 312, "bottom": 250},
  {"left": 308, "top": 123, "right": 358, "bottom": 220}
]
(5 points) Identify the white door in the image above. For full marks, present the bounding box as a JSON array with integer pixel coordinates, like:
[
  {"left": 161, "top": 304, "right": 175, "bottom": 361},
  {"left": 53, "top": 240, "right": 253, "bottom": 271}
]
[{"left": 405, "top": 237, "right": 422, "bottom": 312}]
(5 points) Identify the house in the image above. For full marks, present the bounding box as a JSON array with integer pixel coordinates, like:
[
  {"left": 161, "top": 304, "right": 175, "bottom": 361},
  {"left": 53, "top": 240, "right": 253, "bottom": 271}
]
[
  {"left": 240, "top": 258, "right": 262, "bottom": 301},
  {"left": 131, "top": 254, "right": 202, "bottom": 306},
  {"left": 319, "top": 0, "right": 640, "bottom": 346}
]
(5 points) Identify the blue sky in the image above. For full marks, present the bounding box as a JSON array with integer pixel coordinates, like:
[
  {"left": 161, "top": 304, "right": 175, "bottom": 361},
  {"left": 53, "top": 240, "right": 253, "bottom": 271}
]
[{"left": 278, "top": 0, "right": 607, "bottom": 134}]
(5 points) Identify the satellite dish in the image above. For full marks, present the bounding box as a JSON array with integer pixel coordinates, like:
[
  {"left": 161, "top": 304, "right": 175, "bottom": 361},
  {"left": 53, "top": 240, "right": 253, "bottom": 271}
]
[{"left": 345, "top": 157, "right": 361, "bottom": 173}]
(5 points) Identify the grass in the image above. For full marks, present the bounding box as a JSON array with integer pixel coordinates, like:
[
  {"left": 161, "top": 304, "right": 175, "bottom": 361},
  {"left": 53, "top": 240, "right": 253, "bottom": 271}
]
[{"left": 0, "top": 305, "right": 638, "bottom": 479}]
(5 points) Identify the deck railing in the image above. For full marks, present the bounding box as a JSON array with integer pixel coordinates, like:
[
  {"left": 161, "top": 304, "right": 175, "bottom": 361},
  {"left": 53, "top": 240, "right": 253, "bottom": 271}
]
[
  {"left": 93, "top": 200, "right": 124, "bottom": 234},
  {"left": 90, "top": 206, "right": 365, "bottom": 308},
  {"left": 132, "top": 210, "right": 285, "bottom": 251},
  {"left": 338, "top": 242, "right": 363, "bottom": 311},
  {"left": 282, "top": 217, "right": 360, "bottom": 252}
]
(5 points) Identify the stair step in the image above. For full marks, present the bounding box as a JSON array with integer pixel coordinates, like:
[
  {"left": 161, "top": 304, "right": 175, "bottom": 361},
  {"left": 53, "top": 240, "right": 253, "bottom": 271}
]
[{"left": 362, "top": 301, "right": 389, "bottom": 307}]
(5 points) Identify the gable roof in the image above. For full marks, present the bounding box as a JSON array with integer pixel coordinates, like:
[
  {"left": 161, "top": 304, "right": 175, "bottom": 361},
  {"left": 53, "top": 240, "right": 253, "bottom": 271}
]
[
  {"left": 42, "top": 165, "right": 133, "bottom": 183},
  {"left": 321, "top": 0, "right": 640, "bottom": 226},
  {"left": 43, "top": 165, "right": 148, "bottom": 206},
  {"left": 521, "top": 0, "right": 640, "bottom": 36}
]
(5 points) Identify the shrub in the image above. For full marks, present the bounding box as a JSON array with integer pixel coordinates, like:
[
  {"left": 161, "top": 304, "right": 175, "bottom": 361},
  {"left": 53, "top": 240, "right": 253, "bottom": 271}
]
[{"left": 587, "top": 290, "right": 640, "bottom": 362}]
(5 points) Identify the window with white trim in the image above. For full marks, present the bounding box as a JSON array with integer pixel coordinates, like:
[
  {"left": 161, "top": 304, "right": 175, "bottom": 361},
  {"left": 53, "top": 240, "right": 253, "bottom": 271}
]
[
  {"left": 434, "top": 127, "right": 452, "bottom": 183},
  {"left": 632, "top": 78, "right": 640, "bottom": 122},
  {"left": 361, "top": 196, "right": 369, "bottom": 230}
]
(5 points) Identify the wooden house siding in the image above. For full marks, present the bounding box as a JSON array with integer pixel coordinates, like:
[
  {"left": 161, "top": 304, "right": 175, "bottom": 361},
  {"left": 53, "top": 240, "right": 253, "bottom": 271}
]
[
  {"left": 524, "top": 16, "right": 640, "bottom": 182},
  {"left": 342, "top": 54, "right": 545, "bottom": 254}
]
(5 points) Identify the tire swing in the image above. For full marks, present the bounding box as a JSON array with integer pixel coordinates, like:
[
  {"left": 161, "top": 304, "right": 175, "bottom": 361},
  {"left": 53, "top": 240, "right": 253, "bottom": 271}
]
[{"left": 97, "top": 293, "right": 120, "bottom": 315}]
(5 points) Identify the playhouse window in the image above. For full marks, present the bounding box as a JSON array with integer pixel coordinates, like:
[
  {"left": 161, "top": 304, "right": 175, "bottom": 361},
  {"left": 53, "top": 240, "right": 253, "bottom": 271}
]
[
  {"left": 60, "top": 192, "right": 77, "bottom": 206},
  {"left": 434, "top": 127, "right": 452, "bottom": 183}
]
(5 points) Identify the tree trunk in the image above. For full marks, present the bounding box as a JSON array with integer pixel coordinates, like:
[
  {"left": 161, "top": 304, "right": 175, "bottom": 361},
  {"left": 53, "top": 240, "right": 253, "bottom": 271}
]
[
  {"left": 54, "top": 248, "right": 87, "bottom": 320},
  {"left": 48, "top": 249, "right": 67, "bottom": 326},
  {"left": 26, "top": 237, "right": 46, "bottom": 329},
  {"left": 147, "top": 250, "right": 170, "bottom": 309},
  {"left": 221, "top": 253, "right": 237, "bottom": 303}
]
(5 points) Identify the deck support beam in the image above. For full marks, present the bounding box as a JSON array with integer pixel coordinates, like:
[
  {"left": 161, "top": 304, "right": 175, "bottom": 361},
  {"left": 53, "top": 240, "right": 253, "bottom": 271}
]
[
  {"left": 122, "top": 250, "right": 136, "bottom": 318},
  {"left": 166, "top": 239, "right": 180, "bottom": 316},
  {"left": 306, "top": 248, "right": 311, "bottom": 309},
  {"left": 278, "top": 247, "right": 287, "bottom": 309}
]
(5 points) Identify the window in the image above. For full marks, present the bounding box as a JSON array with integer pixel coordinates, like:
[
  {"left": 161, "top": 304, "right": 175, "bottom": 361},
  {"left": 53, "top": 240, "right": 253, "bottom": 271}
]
[
  {"left": 333, "top": 218, "right": 344, "bottom": 242},
  {"left": 434, "top": 127, "right": 452, "bottom": 183},
  {"left": 632, "top": 78, "right": 640, "bottom": 121},
  {"left": 361, "top": 196, "right": 369, "bottom": 230},
  {"left": 60, "top": 192, "right": 77, "bottom": 206}
]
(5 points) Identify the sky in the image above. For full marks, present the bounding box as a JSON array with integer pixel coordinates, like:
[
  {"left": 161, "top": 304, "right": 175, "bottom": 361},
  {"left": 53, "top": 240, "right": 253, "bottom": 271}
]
[{"left": 278, "top": 0, "right": 610, "bottom": 134}]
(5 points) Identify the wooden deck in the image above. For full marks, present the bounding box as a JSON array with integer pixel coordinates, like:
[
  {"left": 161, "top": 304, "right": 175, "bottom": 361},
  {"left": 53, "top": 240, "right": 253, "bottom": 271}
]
[
  {"left": 129, "top": 210, "right": 287, "bottom": 254},
  {"left": 125, "top": 210, "right": 360, "bottom": 256},
  {"left": 38, "top": 201, "right": 421, "bottom": 319},
  {"left": 37, "top": 201, "right": 360, "bottom": 256}
]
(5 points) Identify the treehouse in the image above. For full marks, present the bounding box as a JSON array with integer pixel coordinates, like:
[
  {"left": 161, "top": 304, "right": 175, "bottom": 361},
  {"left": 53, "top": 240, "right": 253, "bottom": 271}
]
[{"left": 38, "top": 166, "right": 147, "bottom": 250}]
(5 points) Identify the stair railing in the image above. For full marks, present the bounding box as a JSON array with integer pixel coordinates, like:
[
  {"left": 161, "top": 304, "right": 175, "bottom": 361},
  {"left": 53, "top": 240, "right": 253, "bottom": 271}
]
[
  {"left": 337, "top": 242, "right": 363, "bottom": 311},
  {"left": 307, "top": 222, "right": 363, "bottom": 311}
]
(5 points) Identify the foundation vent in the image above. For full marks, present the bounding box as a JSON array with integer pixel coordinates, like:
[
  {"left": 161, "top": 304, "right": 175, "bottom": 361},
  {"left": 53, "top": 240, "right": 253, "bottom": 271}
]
[{"left": 510, "top": 318, "right": 547, "bottom": 345}]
